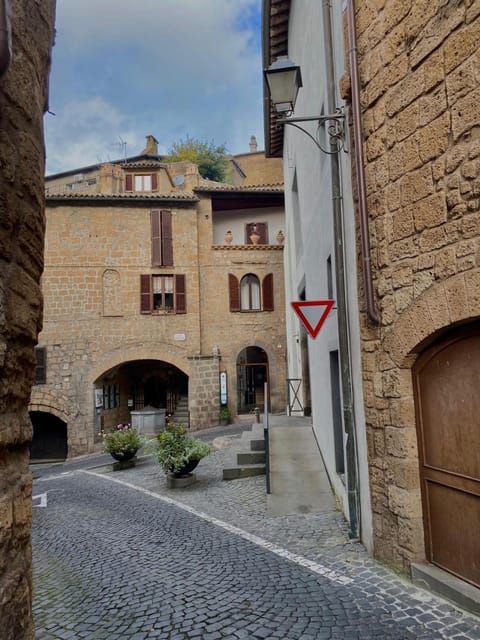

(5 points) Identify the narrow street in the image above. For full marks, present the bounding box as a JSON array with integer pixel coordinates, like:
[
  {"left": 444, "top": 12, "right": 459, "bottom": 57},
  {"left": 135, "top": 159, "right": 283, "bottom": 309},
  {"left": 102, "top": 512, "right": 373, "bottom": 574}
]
[{"left": 32, "top": 433, "right": 480, "bottom": 640}]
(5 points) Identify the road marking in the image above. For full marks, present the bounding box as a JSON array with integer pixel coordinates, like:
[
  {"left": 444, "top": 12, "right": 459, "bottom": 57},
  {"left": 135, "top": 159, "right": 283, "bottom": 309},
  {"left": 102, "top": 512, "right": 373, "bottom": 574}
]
[
  {"left": 33, "top": 492, "right": 48, "bottom": 508},
  {"left": 82, "top": 470, "right": 353, "bottom": 586}
]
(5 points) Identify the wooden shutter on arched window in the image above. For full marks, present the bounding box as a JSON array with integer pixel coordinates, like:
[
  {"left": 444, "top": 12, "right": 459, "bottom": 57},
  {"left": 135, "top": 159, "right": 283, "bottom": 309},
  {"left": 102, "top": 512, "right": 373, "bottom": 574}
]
[
  {"left": 125, "top": 174, "right": 133, "bottom": 192},
  {"left": 175, "top": 274, "right": 186, "bottom": 314},
  {"left": 229, "top": 274, "right": 240, "bottom": 311},
  {"left": 140, "top": 275, "right": 152, "bottom": 313},
  {"left": 262, "top": 273, "right": 274, "bottom": 311}
]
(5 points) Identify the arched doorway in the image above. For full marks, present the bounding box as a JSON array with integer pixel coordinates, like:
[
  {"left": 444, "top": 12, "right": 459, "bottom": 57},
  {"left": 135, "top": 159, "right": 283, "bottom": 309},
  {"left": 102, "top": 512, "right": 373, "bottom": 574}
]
[
  {"left": 413, "top": 325, "right": 480, "bottom": 588},
  {"left": 29, "top": 411, "right": 68, "bottom": 460},
  {"left": 237, "top": 347, "right": 269, "bottom": 413}
]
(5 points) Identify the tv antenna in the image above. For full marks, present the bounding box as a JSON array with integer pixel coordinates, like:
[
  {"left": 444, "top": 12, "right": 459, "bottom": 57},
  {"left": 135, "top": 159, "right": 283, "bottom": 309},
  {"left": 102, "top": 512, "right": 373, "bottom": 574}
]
[{"left": 112, "top": 136, "right": 127, "bottom": 162}]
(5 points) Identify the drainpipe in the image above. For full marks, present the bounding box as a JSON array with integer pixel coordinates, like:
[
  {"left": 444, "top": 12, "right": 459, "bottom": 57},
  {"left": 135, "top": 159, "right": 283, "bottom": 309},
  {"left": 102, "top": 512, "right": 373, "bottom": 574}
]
[
  {"left": 0, "top": 0, "right": 12, "bottom": 78},
  {"left": 323, "top": 0, "right": 360, "bottom": 539},
  {"left": 346, "top": 0, "right": 380, "bottom": 324}
]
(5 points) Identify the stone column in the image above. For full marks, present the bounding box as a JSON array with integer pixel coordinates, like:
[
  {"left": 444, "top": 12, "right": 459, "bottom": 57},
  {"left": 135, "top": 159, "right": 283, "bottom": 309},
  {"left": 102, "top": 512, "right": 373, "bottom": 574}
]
[
  {"left": 188, "top": 355, "right": 220, "bottom": 429},
  {"left": 0, "top": 1, "right": 56, "bottom": 638}
]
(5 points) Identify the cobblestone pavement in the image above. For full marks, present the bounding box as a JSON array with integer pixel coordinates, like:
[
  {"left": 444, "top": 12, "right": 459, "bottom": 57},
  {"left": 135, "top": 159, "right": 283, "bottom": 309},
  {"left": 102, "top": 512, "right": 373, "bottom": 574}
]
[{"left": 32, "top": 425, "right": 480, "bottom": 640}]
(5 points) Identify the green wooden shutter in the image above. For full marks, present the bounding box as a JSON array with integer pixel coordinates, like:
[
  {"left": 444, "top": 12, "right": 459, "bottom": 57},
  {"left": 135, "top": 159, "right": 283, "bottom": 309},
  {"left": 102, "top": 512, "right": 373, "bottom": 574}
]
[
  {"left": 229, "top": 274, "right": 240, "bottom": 311},
  {"left": 175, "top": 274, "right": 186, "bottom": 314},
  {"left": 151, "top": 210, "right": 162, "bottom": 265},
  {"left": 161, "top": 210, "right": 173, "bottom": 266},
  {"left": 262, "top": 273, "right": 274, "bottom": 311},
  {"left": 140, "top": 275, "right": 152, "bottom": 314}
]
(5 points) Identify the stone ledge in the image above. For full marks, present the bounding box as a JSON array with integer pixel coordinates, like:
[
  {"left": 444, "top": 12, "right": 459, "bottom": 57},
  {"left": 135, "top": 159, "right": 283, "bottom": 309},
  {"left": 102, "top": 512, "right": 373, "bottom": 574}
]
[
  {"left": 166, "top": 473, "right": 197, "bottom": 488},
  {"left": 411, "top": 562, "right": 480, "bottom": 617}
]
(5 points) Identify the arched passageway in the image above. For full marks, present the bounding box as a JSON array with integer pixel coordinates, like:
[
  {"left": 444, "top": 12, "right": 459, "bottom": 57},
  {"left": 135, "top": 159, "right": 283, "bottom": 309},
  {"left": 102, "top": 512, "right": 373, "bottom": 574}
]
[{"left": 29, "top": 411, "right": 68, "bottom": 460}]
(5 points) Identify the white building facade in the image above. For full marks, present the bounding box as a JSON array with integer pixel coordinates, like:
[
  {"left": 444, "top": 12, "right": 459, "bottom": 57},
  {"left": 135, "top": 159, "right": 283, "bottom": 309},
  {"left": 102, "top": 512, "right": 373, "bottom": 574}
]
[{"left": 263, "top": 0, "right": 373, "bottom": 549}]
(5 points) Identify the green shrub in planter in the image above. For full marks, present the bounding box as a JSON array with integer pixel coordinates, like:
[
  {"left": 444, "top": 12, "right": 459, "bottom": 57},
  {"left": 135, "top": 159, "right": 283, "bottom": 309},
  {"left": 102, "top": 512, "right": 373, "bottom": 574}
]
[{"left": 150, "top": 423, "right": 210, "bottom": 475}]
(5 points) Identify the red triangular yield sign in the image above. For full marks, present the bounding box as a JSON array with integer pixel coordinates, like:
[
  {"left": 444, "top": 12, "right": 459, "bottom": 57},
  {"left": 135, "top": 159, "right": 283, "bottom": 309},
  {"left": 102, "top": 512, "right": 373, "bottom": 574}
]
[{"left": 291, "top": 300, "right": 335, "bottom": 338}]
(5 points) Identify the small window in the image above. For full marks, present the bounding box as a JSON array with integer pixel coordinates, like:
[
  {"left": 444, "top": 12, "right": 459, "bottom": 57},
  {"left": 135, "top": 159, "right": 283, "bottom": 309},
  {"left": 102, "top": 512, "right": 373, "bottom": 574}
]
[
  {"left": 246, "top": 222, "right": 268, "bottom": 245},
  {"left": 229, "top": 273, "right": 274, "bottom": 312},
  {"left": 241, "top": 275, "right": 261, "bottom": 310},
  {"left": 125, "top": 173, "right": 158, "bottom": 193},
  {"left": 103, "top": 384, "right": 120, "bottom": 409},
  {"left": 140, "top": 274, "right": 186, "bottom": 315},
  {"left": 34, "top": 347, "right": 47, "bottom": 384}
]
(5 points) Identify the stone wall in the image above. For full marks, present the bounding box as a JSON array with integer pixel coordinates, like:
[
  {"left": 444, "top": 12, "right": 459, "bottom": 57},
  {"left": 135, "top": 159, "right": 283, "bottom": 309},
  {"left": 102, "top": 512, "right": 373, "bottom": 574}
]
[
  {"left": 354, "top": 0, "right": 480, "bottom": 570},
  {"left": 0, "top": 0, "right": 55, "bottom": 637}
]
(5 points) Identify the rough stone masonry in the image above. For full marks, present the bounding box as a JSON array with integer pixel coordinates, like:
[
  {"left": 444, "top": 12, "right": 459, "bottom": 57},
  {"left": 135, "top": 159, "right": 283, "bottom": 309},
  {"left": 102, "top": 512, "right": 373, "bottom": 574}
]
[{"left": 0, "top": 1, "right": 55, "bottom": 638}]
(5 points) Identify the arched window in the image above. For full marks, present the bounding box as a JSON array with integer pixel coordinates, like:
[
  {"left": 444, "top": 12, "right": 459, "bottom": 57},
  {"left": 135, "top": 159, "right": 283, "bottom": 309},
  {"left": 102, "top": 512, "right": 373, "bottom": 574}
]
[
  {"left": 240, "top": 274, "right": 260, "bottom": 310},
  {"left": 228, "top": 273, "right": 274, "bottom": 312}
]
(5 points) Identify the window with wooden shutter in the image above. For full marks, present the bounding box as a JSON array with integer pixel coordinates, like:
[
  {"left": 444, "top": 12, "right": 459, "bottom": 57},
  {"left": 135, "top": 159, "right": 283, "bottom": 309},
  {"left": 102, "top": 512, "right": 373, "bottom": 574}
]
[
  {"left": 125, "top": 174, "right": 133, "bottom": 192},
  {"left": 175, "top": 274, "right": 186, "bottom": 314},
  {"left": 246, "top": 222, "right": 268, "bottom": 245},
  {"left": 229, "top": 274, "right": 240, "bottom": 311},
  {"left": 140, "top": 274, "right": 186, "bottom": 314},
  {"left": 151, "top": 173, "right": 158, "bottom": 192},
  {"left": 151, "top": 210, "right": 173, "bottom": 266},
  {"left": 35, "top": 347, "right": 47, "bottom": 384},
  {"left": 241, "top": 274, "right": 261, "bottom": 310},
  {"left": 262, "top": 273, "right": 274, "bottom": 311},
  {"left": 140, "top": 275, "right": 152, "bottom": 313}
]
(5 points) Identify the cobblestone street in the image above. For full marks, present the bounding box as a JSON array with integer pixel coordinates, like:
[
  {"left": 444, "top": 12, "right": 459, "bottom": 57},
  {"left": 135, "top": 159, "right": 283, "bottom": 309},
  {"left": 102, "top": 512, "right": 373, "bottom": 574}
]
[{"left": 32, "top": 427, "right": 480, "bottom": 640}]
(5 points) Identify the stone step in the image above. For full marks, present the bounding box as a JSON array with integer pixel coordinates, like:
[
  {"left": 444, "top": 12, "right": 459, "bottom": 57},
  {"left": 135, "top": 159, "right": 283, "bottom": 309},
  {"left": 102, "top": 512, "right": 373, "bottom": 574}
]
[
  {"left": 249, "top": 438, "right": 265, "bottom": 451},
  {"left": 237, "top": 451, "right": 265, "bottom": 464},
  {"left": 223, "top": 464, "right": 265, "bottom": 480}
]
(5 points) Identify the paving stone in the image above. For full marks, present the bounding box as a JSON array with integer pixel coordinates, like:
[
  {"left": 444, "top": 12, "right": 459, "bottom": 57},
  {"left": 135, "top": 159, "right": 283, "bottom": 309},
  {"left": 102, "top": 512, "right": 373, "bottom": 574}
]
[{"left": 31, "top": 429, "right": 480, "bottom": 640}]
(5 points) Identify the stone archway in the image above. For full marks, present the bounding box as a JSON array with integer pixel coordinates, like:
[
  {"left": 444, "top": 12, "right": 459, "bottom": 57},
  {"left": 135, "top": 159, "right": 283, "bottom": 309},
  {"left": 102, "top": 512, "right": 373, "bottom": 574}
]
[{"left": 371, "top": 268, "right": 480, "bottom": 568}]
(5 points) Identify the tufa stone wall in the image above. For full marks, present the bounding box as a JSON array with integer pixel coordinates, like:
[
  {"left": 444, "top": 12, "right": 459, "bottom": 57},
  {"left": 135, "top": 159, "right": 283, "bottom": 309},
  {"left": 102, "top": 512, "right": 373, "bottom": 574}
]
[
  {"left": 0, "top": 0, "right": 56, "bottom": 638},
  {"left": 353, "top": 0, "right": 480, "bottom": 570}
]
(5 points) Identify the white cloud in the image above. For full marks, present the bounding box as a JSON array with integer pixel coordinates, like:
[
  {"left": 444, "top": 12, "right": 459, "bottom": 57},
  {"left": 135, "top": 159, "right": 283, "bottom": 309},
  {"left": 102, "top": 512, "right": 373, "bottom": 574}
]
[{"left": 45, "top": 0, "right": 264, "bottom": 173}]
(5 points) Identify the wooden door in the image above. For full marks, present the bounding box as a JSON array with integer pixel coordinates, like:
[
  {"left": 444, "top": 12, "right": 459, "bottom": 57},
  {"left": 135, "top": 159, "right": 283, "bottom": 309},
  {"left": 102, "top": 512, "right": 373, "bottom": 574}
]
[{"left": 413, "top": 327, "right": 480, "bottom": 587}]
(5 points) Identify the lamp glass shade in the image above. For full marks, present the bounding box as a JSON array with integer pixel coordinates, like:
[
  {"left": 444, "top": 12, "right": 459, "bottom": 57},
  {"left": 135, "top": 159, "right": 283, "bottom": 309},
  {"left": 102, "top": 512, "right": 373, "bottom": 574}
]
[{"left": 264, "top": 58, "right": 302, "bottom": 113}]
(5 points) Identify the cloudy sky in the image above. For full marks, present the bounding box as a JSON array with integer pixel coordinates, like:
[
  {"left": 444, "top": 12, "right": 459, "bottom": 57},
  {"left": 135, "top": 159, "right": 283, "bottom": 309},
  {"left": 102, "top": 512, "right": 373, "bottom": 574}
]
[{"left": 45, "top": 0, "right": 264, "bottom": 175}]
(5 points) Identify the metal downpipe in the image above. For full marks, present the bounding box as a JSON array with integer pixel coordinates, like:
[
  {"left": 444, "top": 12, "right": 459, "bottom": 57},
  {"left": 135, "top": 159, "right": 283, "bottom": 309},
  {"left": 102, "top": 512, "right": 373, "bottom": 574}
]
[
  {"left": 0, "top": 0, "right": 12, "bottom": 78},
  {"left": 346, "top": 0, "right": 380, "bottom": 325},
  {"left": 322, "top": 0, "right": 360, "bottom": 539}
]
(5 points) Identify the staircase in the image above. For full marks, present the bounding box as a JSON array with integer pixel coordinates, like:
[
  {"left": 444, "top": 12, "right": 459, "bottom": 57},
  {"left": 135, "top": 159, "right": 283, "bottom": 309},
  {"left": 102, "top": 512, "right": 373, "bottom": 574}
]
[
  {"left": 222, "top": 423, "right": 266, "bottom": 480},
  {"left": 170, "top": 396, "right": 189, "bottom": 427}
]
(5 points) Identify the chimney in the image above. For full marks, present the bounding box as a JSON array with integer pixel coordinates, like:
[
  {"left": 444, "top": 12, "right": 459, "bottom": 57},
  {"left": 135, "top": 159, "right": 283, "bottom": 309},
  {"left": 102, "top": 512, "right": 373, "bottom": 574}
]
[
  {"left": 141, "top": 135, "right": 159, "bottom": 156},
  {"left": 249, "top": 135, "right": 258, "bottom": 153}
]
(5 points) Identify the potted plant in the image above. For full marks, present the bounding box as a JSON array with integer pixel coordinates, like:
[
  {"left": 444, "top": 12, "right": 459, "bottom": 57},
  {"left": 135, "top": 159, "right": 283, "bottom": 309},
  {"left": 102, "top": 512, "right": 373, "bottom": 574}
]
[
  {"left": 101, "top": 423, "right": 145, "bottom": 462},
  {"left": 219, "top": 405, "right": 231, "bottom": 425},
  {"left": 149, "top": 422, "right": 210, "bottom": 477}
]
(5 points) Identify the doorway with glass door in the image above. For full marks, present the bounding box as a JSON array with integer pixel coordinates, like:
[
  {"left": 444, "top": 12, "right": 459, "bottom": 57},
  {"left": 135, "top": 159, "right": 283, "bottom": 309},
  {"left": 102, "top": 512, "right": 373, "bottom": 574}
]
[{"left": 237, "top": 346, "right": 269, "bottom": 413}]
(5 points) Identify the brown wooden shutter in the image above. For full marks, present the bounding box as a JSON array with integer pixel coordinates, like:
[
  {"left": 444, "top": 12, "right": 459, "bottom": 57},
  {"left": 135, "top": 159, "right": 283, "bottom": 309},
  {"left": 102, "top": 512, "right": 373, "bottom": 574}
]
[
  {"left": 229, "top": 274, "right": 240, "bottom": 311},
  {"left": 175, "top": 274, "right": 186, "bottom": 313},
  {"left": 35, "top": 347, "right": 47, "bottom": 384},
  {"left": 161, "top": 210, "right": 173, "bottom": 266},
  {"left": 262, "top": 273, "right": 274, "bottom": 311},
  {"left": 140, "top": 275, "right": 152, "bottom": 314},
  {"left": 151, "top": 210, "right": 162, "bottom": 265},
  {"left": 125, "top": 174, "right": 133, "bottom": 192},
  {"left": 151, "top": 173, "right": 158, "bottom": 192}
]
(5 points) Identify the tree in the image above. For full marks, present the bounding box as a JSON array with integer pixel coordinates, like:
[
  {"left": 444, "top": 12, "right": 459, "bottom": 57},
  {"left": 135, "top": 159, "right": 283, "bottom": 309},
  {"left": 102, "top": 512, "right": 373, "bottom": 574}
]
[{"left": 166, "top": 136, "right": 230, "bottom": 183}]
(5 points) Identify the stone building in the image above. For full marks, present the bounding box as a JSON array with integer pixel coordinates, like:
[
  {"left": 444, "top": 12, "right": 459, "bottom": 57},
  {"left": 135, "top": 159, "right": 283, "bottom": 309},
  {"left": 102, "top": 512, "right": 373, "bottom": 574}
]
[
  {"left": 31, "top": 138, "right": 286, "bottom": 458},
  {"left": 0, "top": 0, "right": 56, "bottom": 638},
  {"left": 263, "top": 0, "right": 480, "bottom": 601}
]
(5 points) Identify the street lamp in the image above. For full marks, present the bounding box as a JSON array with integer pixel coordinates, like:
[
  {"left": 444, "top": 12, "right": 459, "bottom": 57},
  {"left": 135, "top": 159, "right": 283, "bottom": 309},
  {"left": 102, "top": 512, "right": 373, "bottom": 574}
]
[{"left": 264, "top": 56, "right": 345, "bottom": 153}]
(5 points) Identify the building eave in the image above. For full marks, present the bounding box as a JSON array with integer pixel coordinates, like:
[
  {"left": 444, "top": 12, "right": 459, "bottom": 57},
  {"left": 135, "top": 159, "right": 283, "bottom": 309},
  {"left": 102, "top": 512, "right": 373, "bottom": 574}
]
[{"left": 262, "top": 0, "right": 292, "bottom": 158}]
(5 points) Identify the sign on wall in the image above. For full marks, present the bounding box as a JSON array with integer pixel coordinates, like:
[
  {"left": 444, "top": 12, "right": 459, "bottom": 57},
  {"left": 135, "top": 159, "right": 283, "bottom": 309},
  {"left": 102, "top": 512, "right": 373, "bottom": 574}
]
[
  {"left": 220, "top": 371, "right": 227, "bottom": 404},
  {"left": 291, "top": 300, "right": 335, "bottom": 338}
]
